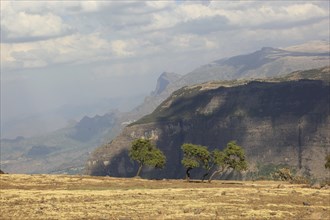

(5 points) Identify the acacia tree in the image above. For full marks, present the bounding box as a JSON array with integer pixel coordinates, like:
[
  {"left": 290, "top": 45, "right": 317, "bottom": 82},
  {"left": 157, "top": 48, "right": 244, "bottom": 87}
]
[
  {"left": 208, "top": 141, "right": 247, "bottom": 183},
  {"left": 181, "top": 143, "right": 211, "bottom": 181},
  {"left": 128, "top": 138, "right": 166, "bottom": 177}
]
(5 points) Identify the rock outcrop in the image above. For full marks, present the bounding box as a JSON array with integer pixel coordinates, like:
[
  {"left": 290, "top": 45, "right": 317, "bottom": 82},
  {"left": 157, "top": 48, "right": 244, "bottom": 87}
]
[{"left": 152, "top": 72, "right": 181, "bottom": 96}]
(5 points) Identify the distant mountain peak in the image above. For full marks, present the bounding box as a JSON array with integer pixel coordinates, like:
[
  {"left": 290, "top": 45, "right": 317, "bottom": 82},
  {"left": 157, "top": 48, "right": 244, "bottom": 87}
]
[
  {"left": 258, "top": 47, "right": 289, "bottom": 56},
  {"left": 160, "top": 71, "right": 178, "bottom": 77},
  {"left": 152, "top": 72, "right": 181, "bottom": 96}
]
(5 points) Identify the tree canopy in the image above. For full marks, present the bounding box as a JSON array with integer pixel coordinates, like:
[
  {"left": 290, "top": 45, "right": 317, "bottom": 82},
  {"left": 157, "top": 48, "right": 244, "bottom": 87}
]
[
  {"left": 129, "top": 138, "right": 166, "bottom": 177},
  {"left": 208, "top": 141, "right": 247, "bottom": 182},
  {"left": 180, "top": 141, "right": 247, "bottom": 182},
  {"left": 181, "top": 143, "right": 211, "bottom": 181}
]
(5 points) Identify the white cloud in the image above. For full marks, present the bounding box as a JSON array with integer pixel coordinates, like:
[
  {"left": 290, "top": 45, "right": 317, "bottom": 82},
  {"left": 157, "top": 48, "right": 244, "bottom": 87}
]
[
  {"left": 2, "top": 12, "right": 71, "bottom": 40},
  {"left": 79, "top": 1, "right": 112, "bottom": 12},
  {"left": 111, "top": 40, "right": 136, "bottom": 57},
  {"left": 170, "top": 34, "right": 218, "bottom": 51},
  {"left": 175, "top": 3, "right": 218, "bottom": 21},
  {"left": 1, "top": 2, "right": 73, "bottom": 42},
  {"left": 2, "top": 33, "right": 112, "bottom": 70},
  {"left": 145, "top": 1, "right": 175, "bottom": 9},
  {"left": 212, "top": 2, "right": 328, "bottom": 28},
  {"left": 284, "top": 3, "right": 326, "bottom": 17},
  {"left": 0, "top": 1, "right": 111, "bottom": 15}
]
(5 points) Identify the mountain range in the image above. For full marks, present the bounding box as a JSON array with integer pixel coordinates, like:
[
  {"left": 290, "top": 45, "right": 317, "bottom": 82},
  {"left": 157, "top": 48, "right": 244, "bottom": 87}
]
[{"left": 1, "top": 40, "right": 329, "bottom": 174}]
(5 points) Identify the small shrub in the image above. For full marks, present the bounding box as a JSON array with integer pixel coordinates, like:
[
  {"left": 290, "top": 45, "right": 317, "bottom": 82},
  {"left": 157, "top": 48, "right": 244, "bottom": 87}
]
[
  {"left": 290, "top": 175, "right": 310, "bottom": 184},
  {"left": 272, "top": 168, "right": 293, "bottom": 181},
  {"left": 255, "top": 163, "right": 293, "bottom": 180}
]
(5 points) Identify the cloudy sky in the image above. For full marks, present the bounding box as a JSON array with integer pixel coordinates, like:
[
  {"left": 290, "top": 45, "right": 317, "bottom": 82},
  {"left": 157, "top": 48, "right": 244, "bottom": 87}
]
[{"left": 1, "top": 0, "right": 329, "bottom": 138}]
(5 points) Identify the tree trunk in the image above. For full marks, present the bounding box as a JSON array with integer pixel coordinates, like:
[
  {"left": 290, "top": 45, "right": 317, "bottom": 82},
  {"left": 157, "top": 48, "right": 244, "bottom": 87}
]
[
  {"left": 135, "top": 164, "right": 143, "bottom": 177},
  {"left": 202, "top": 164, "right": 214, "bottom": 182},
  {"left": 208, "top": 170, "right": 222, "bottom": 183},
  {"left": 201, "top": 172, "right": 209, "bottom": 182},
  {"left": 186, "top": 167, "right": 192, "bottom": 182}
]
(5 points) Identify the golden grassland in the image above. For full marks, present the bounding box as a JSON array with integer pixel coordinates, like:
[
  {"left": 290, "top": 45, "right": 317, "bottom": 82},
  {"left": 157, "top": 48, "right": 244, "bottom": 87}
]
[{"left": 0, "top": 174, "right": 329, "bottom": 219}]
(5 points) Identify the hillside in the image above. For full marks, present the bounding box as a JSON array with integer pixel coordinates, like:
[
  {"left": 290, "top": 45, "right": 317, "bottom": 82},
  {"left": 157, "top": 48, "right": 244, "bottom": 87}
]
[{"left": 86, "top": 67, "right": 330, "bottom": 180}]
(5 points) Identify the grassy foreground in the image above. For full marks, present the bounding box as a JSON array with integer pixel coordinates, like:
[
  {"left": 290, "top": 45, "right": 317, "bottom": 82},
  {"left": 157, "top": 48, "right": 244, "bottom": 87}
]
[{"left": 0, "top": 174, "right": 329, "bottom": 219}]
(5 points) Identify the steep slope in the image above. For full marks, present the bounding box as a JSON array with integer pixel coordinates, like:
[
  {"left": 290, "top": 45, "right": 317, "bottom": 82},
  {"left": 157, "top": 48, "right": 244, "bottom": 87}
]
[{"left": 86, "top": 67, "right": 330, "bottom": 180}]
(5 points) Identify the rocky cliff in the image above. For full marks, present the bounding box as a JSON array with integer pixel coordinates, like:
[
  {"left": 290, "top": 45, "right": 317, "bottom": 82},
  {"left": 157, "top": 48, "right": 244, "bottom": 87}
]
[{"left": 86, "top": 67, "right": 330, "bottom": 180}]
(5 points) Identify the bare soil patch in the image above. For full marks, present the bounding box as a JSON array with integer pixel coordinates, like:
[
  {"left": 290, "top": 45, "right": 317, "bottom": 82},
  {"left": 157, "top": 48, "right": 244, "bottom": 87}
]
[{"left": 1, "top": 174, "right": 329, "bottom": 219}]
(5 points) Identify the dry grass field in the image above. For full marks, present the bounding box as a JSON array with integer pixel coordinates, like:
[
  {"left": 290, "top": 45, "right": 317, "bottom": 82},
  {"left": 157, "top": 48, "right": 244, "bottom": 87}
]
[{"left": 0, "top": 174, "right": 329, "bottom": 219}]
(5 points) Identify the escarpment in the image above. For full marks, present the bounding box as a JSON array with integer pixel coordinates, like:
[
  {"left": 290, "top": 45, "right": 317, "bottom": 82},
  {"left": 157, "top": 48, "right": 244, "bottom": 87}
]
[{"left": 86, "top": 67, "right": 330, "bottom": 180}]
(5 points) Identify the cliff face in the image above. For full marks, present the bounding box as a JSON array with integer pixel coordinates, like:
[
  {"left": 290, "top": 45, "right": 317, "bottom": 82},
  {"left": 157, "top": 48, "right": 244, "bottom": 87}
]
[
  {"left": 87, "top": 68, "right": 330, "bottom": 179},
  {"left": 132, "top": 42, "right": 330, "bottom": 120}
]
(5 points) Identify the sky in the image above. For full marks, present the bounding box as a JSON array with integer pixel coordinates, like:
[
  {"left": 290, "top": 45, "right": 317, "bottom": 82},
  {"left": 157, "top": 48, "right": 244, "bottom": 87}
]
[{"left": 1, "top": 0, "right": 329, "bottom": 138}]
